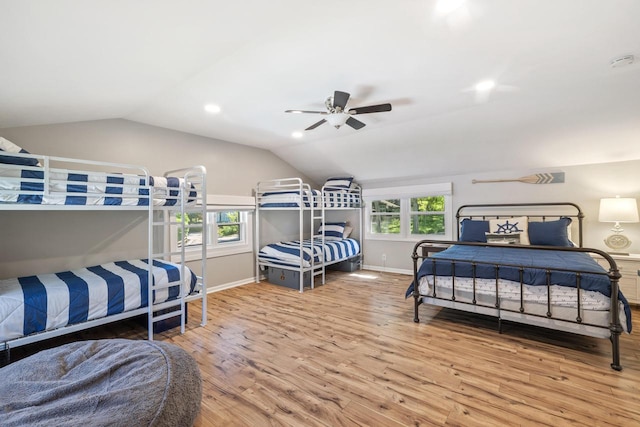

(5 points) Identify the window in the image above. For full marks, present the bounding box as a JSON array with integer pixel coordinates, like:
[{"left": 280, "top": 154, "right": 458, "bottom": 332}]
[
  {"left": 409, "top": 196, "right": 446, "bottom": 236},
  {"left": 172, "top": 205, "right": 253, "bottom": 261},
  {"left": 364, "top": 183, "right": 452, "bottom": 241},
  {"left": 370, "top": 199, "right": 401, "bottom": 234}
]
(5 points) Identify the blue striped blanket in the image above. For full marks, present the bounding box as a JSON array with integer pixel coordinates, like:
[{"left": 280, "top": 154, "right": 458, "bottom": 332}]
[
  {"left": 259, "top": 190, "right": 360, "bottom": 208},
  {"left": 259, "top": 238, "right": 360, "bottom": 268},
  {"left": 0, "top": 259, "right": 197, "bottom": 342},
  {"left": 0, "top": 166, "right": 196, "bottom": 206}
]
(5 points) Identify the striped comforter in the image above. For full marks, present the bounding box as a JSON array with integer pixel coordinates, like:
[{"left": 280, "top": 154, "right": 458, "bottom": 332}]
[
  {"left": 0, "top": 165, "right": 196, "bottom": 206},
  {"left": 259, "top": 190, "right": 360, "bottom": 208},
  {"left": 258, "top": 238, "right": 360, "bottom": 268},
  {"left": 0, "top": 259, "right": 197, "bottom": 342}
]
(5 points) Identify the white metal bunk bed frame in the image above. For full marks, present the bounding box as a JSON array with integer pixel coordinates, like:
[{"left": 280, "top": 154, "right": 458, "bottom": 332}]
[
  {"left": 254, "top": 177, "right": 362, "bottom": 293},
  {"left": 0, "top": 152, "right": 207, "bottom": 352}
]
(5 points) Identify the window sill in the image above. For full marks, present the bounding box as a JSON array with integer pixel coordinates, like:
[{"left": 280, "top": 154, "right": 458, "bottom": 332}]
[{"left": 172, "top": 243, "right": 252, "bottom": 262}]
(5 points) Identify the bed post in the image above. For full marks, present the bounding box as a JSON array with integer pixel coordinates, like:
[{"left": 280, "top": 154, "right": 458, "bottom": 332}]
[
  {"left": 412, "top": 243, "right": 421, "bottom": 323},
  {"left": 607, "top": 261, "right": 623, "bottom": 371}
]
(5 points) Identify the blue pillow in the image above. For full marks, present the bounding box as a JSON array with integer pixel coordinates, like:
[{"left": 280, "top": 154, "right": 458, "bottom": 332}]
[
  {"left": 0, "top": 137, "right": 40, "bottom": 167},
  {"left": 528, "top": 217, "right": 573, "bottom": 247},
  {"left": 324, "top": 177, "right": 353, "bottom": 191},
  {"left": 459, "top": 219, "right": 489, "bottom": 242},
  {"left": 318, "top": 222, "right": 347, "bottom": 240}
]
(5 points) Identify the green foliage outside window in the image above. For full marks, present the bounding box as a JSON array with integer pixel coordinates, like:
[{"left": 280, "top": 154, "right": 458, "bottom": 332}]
[
  {"left": 410, "top": 196, "right": 445, "bottom": 235},
  {"left": 176, "top": 212, "right": 203, "bottom": 247},
  {"left": 371, "top": 199, "right": 401, "bottom": 234}
]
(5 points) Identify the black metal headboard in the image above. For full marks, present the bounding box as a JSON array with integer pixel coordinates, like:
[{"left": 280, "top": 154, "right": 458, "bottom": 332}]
[{"left": 456, "top": 202, "right": 585, "bottom": 247}]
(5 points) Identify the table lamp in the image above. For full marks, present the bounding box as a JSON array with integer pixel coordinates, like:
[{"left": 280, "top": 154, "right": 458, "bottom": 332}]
[{"left": 599, "top": 196, "right": 639, "bottom": 254}]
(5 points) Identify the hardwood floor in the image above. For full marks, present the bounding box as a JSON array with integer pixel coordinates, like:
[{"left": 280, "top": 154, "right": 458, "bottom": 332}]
[{"left": 9, "top": 270, "right": 640, "bottom": 426}]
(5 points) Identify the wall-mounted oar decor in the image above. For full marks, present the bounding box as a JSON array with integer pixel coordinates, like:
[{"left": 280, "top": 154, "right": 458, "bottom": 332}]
[{"left": 472, "top": 172, "right": 565, "bottom": 184}]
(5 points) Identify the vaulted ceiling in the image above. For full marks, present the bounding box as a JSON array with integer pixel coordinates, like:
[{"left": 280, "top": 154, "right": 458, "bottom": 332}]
[{"left": 1, "top": 0, "right": 639, "bottom": 184}]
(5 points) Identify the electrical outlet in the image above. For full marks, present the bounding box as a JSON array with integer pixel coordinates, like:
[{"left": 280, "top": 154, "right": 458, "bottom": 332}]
[{"left": 382, "top": 254, "right": 387, "bottom": 262}]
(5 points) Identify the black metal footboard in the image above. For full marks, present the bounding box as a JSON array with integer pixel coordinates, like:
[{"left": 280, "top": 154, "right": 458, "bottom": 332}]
[{"left": 411, "top": 239, "right": 624, "bottom": 371}]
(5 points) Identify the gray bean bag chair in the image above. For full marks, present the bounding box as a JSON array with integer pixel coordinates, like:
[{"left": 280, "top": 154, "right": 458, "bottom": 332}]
[{"left": 0, "top": 339, "right": 202, "bottom": 427}]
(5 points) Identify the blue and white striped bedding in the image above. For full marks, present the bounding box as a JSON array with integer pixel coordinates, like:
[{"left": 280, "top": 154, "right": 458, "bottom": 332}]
[
  {"left": 0, "top": 165, "right": 196, "bottom": 206},
  {"left": 0, "top": 259, "right": 197, "bottom": 342},
  {"left": 258, "top": 238, "right": 360, "bottom": 268},
  {"left": 259, "top": 190, "right": 360, "bottom": 208}
]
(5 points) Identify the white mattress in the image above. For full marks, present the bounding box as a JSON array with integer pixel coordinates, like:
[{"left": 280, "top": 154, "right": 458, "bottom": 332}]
[{"left": 419, "top": 275, "right": 629, "bottom": 333}]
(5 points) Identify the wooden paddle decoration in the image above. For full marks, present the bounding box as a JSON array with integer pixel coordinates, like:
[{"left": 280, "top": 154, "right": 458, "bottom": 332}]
[{"left": 472, "top": 172, "right": 565, "bottom": 184}]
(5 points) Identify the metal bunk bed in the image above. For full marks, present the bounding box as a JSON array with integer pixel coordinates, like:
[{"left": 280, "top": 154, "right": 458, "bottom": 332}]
[
  {"left": 254, "top": 177, "right": 362, "bottom": 292},
  {"left": 0, "top": 150, "right": 207, "bottom": 354}
]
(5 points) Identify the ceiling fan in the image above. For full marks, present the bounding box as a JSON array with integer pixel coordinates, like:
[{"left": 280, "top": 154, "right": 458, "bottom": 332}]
[{"left": 285, "top": 90, "right": 392, "bottom": 131}]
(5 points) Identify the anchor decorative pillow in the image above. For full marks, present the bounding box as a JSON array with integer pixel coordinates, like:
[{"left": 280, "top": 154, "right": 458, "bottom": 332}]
[{"left": 488, "top": 216, "right": 530, "bottom": 245}]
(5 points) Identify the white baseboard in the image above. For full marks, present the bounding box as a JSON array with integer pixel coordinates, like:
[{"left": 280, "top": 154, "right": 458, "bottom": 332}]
[
  {"left": 362, "top": 264, "right": 413, "bottom": 276},
  {"left": 206, "top": 277, "right": 257, "bottom": 293}
]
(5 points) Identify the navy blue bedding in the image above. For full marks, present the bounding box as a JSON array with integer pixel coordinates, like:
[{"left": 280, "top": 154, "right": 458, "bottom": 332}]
[{"left": 406, "top": 245, "right": 632, "bottom": 331}]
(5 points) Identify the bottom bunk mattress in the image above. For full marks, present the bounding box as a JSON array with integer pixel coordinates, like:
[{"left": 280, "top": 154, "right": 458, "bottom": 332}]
[
  {"left": 0, "top": 259, "right": 197, "bottom": 342},
  {"left": 258, "top": 238, "right": 360, "bottom": 268}
]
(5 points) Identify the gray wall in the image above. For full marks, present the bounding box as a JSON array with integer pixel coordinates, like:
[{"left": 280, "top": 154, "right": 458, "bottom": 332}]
[
  {"left": 0, "top": 119, "right": 315, "bottom": 285},
  {"left": 362, "top": 160, "right": 640, "bottom": 273}
]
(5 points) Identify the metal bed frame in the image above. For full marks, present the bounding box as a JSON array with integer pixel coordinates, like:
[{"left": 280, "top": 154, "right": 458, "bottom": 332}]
[
  {"left": 254, "top": 177, "right": 363, "bottom": 292},
  {"left": 0, "top": 152, "right": 208, "bottom": 355},
  {"left": 411, "top": 202, "right": 625, "bottom": 370}
]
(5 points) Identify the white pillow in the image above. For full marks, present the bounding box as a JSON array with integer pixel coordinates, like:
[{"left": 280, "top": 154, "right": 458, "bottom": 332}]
[{"left": 489, "top": 216, "right": 529, "bottom": 245}]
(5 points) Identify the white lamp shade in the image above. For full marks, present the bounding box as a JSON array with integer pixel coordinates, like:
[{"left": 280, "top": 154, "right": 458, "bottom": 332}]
[{"left": 599, "top": 197, "right": 639, "bottom": 223}]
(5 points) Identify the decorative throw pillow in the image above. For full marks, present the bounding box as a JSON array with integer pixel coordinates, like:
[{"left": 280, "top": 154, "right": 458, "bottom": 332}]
[
  {"left": 485, "top": 232, "right": 521, "bottom": 244},
  {"left": 318, "top": 222, "right": 347, "bottom": 240},
  {"left": 0, "top": 137, "right": 40, "bottom": 167},
  {"left": 459, "top": 219, "right": 489, "bottom": 242},
  {"left": 489, "top": 216, "right": 530, "bottom": 244},
  {"left": 528, "top": 217, "right": 574, "bottom": 247},
  {"left": 323, "top": 177, "right": 353, "bottom": 191},
  {"left": 343, "top": 225, "right": 353, "bottom": 238}
]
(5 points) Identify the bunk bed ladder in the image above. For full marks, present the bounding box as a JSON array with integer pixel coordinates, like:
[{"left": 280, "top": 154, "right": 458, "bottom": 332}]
[{"left": 147, "top": 168, "right": 207, "bottom": 339}]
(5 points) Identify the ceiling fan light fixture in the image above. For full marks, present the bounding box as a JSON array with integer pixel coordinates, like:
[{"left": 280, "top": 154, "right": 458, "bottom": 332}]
[{"left": 326, "top": 112, "right": 350, "bottom": 129}]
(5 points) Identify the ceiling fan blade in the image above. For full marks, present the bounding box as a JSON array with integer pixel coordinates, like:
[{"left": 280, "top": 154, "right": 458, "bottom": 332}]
[
  {"left": 333, "top": 91, "right": 350, "bottom": 110},
  {"left": 305, "top": 119, "right": 327, "bottom": 131},
  {"left": 345, "top": 117, "right": 366, "bottom": 130},
  {"left": 349, "top": 103, "right": 392, "bottom": 115},
  {"left": 285, "top": 110, "right": 327, "bottom": 114}
]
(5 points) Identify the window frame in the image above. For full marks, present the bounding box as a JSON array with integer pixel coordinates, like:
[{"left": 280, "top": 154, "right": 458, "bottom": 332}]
[
  {"left": 363, "top": 183, "right": 453, "bottom": 242},
  {"left": 170, "top": 195, "right": 255, "bottom": 262}
]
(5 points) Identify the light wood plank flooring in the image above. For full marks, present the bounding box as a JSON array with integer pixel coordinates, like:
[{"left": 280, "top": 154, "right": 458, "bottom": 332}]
[{"left": 10, "top": 270, "right": 640, "bottom": 426}]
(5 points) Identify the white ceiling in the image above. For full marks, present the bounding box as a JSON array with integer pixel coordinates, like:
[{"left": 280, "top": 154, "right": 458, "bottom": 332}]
[{"left": 1, "top": 0, "right": 640, "bottom": 184}]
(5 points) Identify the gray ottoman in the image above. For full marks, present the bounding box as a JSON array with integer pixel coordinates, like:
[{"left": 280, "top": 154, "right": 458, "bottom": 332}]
[{"left": 0, "top": 339, "right": 202, "bottom": 427}]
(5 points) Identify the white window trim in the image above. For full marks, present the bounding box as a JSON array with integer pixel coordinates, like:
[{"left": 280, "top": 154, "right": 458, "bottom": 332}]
[
  {"left": 363, "top": 183, "right": 453, "bottom": 242},
  {"left": 171, "top": 195, "right": 255, "bottom": 261}
]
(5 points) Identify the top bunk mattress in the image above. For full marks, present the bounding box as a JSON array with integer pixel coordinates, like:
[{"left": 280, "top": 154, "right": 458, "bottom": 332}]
[
  {"left": 0, "top": 165, "right": 197, "bottom": 207},
  {"left": 259, "top": 189, "right": 360, "bottom": 208}
]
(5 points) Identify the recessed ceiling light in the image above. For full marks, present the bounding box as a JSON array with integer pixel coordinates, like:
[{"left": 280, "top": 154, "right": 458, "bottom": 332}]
[
  {"left": 435, "top": 0, "right": 465, "bottom": 15},
  {"left": 292, "top": 131, "right": 303, "bottom": 139},
  {"left": 204, "top": 104, "right": 221, "bottom": 114},
  {"left": 474, "top": 80, "right": 496, "bottom": 92}
]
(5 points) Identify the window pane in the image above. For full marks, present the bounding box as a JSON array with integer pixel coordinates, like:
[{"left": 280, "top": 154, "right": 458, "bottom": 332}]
[
  {"left": 371, "top": 199, "right": 400, "bottom": 213},
  {"left": 371, "top": 215, "right": 401, "bottom": 234},
  {"left": 216, "top": 211, "right": 239, "bottom": 223},
  {"left": 411, "top": 196, "right": 445, "bottom": 212},
  {"left": 177, "top": 213, "right": 204, "bottom": 247},
  {"left": 218, "top": 224, "right": 240, "bottom": 243},
  {"left": 410, "top": 214, "right": 445, "bottom": 235}
]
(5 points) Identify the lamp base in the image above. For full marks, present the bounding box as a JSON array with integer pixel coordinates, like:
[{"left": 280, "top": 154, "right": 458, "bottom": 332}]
[{"left": 604, "top": 233, "right": 632, "bottom": 252}]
